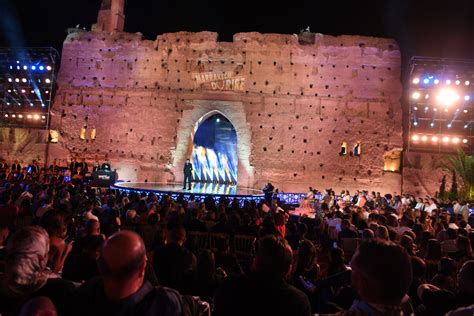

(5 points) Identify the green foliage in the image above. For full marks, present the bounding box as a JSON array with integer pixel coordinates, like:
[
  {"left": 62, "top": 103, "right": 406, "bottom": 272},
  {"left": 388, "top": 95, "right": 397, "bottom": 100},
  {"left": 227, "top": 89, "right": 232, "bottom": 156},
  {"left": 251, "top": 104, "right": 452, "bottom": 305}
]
[
  {"left": 449, "top": 170, "right": 458, "bottom": 200},
  {"left": 446, "top": 149, "right": 474, "bottom": 200},
  {"left": 439, "top": 175, "right": 447, "bottom": 199}
]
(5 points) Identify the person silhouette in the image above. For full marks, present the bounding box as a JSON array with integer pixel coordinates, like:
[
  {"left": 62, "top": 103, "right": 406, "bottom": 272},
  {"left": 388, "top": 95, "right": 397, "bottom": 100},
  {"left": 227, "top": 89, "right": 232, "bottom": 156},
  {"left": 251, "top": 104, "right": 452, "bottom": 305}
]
[{"left": 183, "top": 159, "right": 193, "bottom": 190}]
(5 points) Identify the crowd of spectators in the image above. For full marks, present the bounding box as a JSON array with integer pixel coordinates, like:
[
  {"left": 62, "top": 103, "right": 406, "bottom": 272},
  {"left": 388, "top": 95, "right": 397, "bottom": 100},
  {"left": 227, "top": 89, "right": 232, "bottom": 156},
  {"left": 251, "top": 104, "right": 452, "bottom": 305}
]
[{"left": 0, "top": 160, "right": 473, "bottom": 315}]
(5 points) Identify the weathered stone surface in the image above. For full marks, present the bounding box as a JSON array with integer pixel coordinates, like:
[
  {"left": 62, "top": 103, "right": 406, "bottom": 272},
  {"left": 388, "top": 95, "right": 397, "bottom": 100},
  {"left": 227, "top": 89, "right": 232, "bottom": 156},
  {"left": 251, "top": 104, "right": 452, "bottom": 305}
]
[{"left": 0, "top": 26, "right": 407, "bottom": 193}]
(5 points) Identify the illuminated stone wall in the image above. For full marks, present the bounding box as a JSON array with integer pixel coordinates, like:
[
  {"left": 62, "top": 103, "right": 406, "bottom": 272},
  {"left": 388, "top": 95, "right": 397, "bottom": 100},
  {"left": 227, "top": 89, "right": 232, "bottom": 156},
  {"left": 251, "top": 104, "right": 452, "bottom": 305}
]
[{"left": 0, "top": 29, "right": 406, "bottom": 193}]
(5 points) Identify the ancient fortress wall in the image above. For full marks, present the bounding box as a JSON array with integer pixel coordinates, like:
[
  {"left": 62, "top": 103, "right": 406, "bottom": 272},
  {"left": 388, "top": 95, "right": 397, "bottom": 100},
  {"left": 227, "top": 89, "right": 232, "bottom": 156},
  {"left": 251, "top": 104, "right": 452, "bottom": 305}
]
[{"left": 0, "top": 29, "right": 405, "bottom": 193}]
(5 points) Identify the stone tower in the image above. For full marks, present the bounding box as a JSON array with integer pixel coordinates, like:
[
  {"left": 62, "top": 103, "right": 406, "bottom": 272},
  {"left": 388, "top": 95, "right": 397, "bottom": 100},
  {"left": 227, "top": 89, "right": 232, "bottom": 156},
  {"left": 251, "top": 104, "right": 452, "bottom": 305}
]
[{"left": 92, "top": 0, "right": 125, "bottom": 32}]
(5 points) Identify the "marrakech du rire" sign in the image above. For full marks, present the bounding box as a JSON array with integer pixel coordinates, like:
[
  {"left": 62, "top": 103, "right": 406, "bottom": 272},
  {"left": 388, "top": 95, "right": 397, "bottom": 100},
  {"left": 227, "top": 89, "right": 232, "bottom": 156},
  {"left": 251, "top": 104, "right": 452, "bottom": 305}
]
[{"left": 192, "top": 71, "right": 245, "bottom": 91}]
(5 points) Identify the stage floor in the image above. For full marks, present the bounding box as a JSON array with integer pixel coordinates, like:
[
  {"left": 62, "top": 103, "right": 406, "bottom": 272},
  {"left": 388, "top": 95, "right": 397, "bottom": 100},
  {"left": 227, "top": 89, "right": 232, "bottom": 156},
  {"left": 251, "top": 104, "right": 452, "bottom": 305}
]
[{"left": 112, "top": 182, "right": 264, "bottom": 198}]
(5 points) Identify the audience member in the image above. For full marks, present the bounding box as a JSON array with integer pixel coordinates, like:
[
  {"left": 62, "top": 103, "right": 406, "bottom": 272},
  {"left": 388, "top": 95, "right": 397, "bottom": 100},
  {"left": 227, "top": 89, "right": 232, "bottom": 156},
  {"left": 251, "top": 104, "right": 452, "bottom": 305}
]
[
  {"left": 68, "top": 231, "right": 186, "bottom": 316},
  {"left": 214, "top": 235, "right": 311, "bottom": 316}
]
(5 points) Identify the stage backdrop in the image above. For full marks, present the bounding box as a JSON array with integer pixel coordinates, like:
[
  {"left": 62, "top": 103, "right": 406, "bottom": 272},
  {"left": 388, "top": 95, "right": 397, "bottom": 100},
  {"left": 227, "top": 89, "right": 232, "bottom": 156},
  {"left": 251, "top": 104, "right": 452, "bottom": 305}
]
[
  {"left": 0, "top": 0, "right": 412, "bottom": 194},
  {"left": 191, "top": 113, "right": 238, "bottom": 184}
]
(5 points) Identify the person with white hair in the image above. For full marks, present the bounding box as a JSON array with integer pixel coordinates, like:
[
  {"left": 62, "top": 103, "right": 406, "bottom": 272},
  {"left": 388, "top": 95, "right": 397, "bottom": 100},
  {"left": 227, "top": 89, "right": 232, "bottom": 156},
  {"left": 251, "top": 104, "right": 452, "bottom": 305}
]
[{"left": 0, "top": 226, "right": 75, "bottom": 315}]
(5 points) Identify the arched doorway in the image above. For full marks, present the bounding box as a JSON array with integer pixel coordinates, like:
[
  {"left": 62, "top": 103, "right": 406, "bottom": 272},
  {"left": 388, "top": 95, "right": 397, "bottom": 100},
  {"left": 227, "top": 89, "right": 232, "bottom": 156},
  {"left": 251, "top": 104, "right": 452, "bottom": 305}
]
[{"left": 191, "top": 113, "right": 238, "bottom": 184}]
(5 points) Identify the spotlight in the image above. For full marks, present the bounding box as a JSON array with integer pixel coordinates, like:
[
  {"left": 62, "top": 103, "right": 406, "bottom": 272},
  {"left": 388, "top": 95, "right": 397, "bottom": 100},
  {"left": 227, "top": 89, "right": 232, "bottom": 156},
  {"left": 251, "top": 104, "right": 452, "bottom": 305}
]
[
  {"left": 413, "top": 106, "right": 418, "bottom": 110},
  {"left": 446, "top": 79, "right": 451, "bottom": 85},
  {"left": 412, "top": 78, "right": 420, "bottom": 84},
  {"left": 464, "top": 124, "right": 469, "bottom": 128},
  {"left": 413, "top": 121, "right": 418, "bottom": 126},
  {"left": 7, "top": 90, "right": 11, "bottom": 93},
  {"left": 216, "top": 118, "right": 220, "bottom": 123},
  {"left": 423, "top": 78, "right": 430, "bottom": 84},
  {"left": 6, "top": 102, "right": 10, "bottom": 106},
  {"left": 46, "top": 66, "right": 52, "bottom": 71},
  {"left": 7, "top": 78, "right": 12, "bottom": 82},
  {"left": 15, "top": 78, "right": 19, "bottom": 83},
  {"left": 452, "top": 137, "right": 460, "bottom": 144},
  {"left": 27, "top": 114, "right": 32, "bottom": 119},
  {"left": 21, "top": 78, "right": 27, "bottom": 83},
  {"left": 412, "top": 91, "right": 421, "bottom": 99},
  {"left": 23, "top": 65, "right": 27, "bottom": 70},
  {"left": 442, "top": 136, "right": 450, "bottom": 143},
  {"left": 421, "top": 135, "right": 428, "bottom": 142},
  {"left": 21, "top": 89, "right": 25, "bottom": 93},
  {"left": 4, "top": 114, "right": 8, "bottom": 118},
  {"left": 425, "top": 94, "right": 430, "bottom": 99},
  {"left": 31, "top": 65, "right": 36, "bottom": 70},
  {"left": 45, "top": 90, "right": 49, "bottom": 94},
  {"left": 41, "top": 115, "right": 46, "bottom": 120},
  {"left": 465, "top": 95, "right": 470, "bottom": 101},
  {"left": 11, "top": 114, "right": 16, "bottom": 118},
  {"left": 431, "top": 136, "right": 438, "bottom": 142},
  {"left": 444, "top": 108, "right": 449, "bottom": 112},
  {"left": 462, "top": 139, "right": 468, "bottom": 144},
  {"left": 437, "top": 88, "right": 459, "bottom": 106},
  {"left": 33, "top": 114, "right": 40, "bottom": 120},
  {"left": 18, "top": 114, "right": 22, "bottom": 118},
  {"left": 412, "top": 135, "right": 419, "bottom": 141},
  {"left": 425, "top": 106, "right": 429, "bottom": 111},
  {"left": 448, "top": 123, "right": 452, "bottom": 128},
  {"left": 434, "top": 79, "right": 440, "bottom": 84},
  {"left": 16, "top": 66, "right": 20, "bottom": 70},
  {"left": 464, "top": 109, "right": 469, "bottom": 113},
  {"left": 39, "top": 66, "right": 44, "bottom": 71},
  {"left": 430, "top": 122, "right": 435, "bottom": 127},
  {"left": 29, "top": 103, "right": 33, "bottom": 107},
  {"left": 45, "top": 78, "right": 51, "bottom": 84},
  {"left": 456, "top": 80, "right": 461, "bottom": 85},
  {"left": 465, "top": 80, "right": 470, "bottom": 86},
  {"left": 30, "top": 90, "right": 34, "bottom": 94}
]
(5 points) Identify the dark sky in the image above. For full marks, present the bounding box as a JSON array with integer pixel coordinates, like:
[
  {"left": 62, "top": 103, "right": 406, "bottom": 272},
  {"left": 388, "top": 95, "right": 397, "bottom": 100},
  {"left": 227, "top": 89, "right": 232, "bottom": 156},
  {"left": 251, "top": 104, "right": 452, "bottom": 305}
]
[{"left": 1, "top": 0, "right": 474, "bottom": 67}]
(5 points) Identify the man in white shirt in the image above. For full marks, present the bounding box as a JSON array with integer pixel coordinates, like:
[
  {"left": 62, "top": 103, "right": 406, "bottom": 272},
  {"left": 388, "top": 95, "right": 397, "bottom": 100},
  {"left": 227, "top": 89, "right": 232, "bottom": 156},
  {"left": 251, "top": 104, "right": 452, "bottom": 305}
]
[
  {"left": 425, "top": 198, "right": 438, "bottom": 216},
  {"left": 414, "top": 198, "right": 425, "bottom": 212}
]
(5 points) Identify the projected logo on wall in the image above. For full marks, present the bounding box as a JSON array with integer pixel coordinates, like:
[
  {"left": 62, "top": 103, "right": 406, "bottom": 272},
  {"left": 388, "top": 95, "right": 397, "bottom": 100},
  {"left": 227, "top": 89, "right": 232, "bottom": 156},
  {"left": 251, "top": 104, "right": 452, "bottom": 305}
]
[{"left": 191, "top": 113, "right": 238, "bottom": 184}]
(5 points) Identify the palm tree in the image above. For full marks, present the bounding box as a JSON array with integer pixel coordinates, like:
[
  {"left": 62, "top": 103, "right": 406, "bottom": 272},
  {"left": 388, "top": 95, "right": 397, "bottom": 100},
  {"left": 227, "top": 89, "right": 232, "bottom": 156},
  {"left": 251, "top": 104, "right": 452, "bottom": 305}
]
[{"left": 446, "top": 149, "right": 474, "bottom": 200}]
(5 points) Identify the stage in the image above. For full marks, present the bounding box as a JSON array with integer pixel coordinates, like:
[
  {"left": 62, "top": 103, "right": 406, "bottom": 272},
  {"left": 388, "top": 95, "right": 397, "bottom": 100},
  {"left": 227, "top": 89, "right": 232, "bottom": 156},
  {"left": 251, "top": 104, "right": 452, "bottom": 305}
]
[{"left": 111, "top": 182, "right": 265, "bottom": 201}]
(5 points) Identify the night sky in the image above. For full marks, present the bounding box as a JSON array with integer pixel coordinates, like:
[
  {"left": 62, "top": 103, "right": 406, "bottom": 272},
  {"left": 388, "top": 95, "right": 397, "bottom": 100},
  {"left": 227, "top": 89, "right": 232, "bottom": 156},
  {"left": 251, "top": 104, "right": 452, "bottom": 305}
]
[{"left": 1, "top": 0, "right": 474, "bottom": 67}]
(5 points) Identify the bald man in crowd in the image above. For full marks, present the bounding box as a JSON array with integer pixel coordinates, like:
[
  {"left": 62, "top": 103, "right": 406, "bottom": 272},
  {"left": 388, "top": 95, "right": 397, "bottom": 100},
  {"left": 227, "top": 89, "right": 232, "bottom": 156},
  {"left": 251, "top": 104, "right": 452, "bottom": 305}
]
[{"left": 68, "top": 231, "right": 185, "bottom": 316}]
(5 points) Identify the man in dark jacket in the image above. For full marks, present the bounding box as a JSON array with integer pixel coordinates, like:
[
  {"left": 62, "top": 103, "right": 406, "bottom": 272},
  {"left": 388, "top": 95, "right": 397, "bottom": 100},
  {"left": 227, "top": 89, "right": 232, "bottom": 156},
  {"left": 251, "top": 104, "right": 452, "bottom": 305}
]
[
  {"left": 214, "top": 235, "right": 311, "bottom": 316},
  {"left": 68, "top": 231, "right": 185, "bottom": 316},
  {"left": 183, "top": 159, "right": 193, "bottom": 190}
]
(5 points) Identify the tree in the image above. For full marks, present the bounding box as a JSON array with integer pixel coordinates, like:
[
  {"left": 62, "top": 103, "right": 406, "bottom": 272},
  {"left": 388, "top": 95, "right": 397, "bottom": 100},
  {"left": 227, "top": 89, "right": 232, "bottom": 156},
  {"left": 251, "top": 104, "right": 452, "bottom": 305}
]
[
  {"left": 449, "top": 170, "right": 458, "bottom": 200},
  {"left": 439, "top": 175, "right": 447, "bottom": 199},
  {"left": 446, "top": 149, "right": 474, "bottom": 200}
]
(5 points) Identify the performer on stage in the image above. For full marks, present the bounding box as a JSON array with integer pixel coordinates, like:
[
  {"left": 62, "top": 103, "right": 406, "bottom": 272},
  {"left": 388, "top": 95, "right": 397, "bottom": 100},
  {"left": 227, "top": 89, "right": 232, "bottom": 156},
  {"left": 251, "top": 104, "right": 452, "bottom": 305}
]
[{"left": 183, "top": 159, "right": 193, "bottom": 190}]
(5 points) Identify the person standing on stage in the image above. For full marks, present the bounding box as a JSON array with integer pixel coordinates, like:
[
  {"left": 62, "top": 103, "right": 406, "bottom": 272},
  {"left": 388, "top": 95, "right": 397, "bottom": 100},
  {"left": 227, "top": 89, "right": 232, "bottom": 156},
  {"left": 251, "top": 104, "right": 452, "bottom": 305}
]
[{"left": 183, "top": 159, "right": 193, "bottom": 190}]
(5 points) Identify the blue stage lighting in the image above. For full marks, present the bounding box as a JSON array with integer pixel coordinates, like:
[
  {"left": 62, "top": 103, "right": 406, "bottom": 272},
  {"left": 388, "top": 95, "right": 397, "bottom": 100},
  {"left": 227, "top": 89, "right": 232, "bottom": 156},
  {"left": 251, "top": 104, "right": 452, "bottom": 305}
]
[
  {"left": 216, "top": 118, "right": 220, "bottom": 123},
  {"left": 31, "top": 65, "right": 36, "bottom": 70},
  {"left": 39, "top": 65, "right": 44, "bottom": 71},
  {"left": 423, "top": 78, "right": 430, "bottom": 84},
  {"left": 16, "top": 66, "right": 20, "bottom": 70},
  {"left": 465, "top": 95, "right": 470, "bottom": 101}
]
